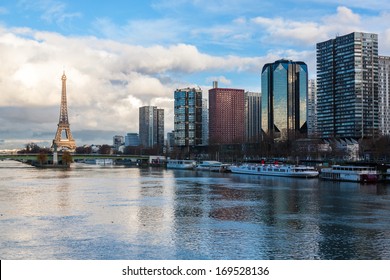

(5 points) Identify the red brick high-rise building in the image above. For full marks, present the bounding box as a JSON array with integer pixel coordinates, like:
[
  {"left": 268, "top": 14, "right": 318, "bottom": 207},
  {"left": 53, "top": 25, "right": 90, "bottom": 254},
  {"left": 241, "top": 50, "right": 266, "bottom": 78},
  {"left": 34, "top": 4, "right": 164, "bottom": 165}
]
[{"left": 208, "top": 82, "right": 246, "bottom": 144}]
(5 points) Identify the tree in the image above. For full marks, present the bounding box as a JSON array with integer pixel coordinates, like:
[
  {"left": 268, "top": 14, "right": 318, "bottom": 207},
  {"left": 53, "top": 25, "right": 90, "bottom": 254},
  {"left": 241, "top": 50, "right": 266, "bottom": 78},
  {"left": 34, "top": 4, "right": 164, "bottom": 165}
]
[
  {"left": 61, "top": 151, "right": 73, "bottom": 165},
  {"left": 37, "top": 152, "right": 48, "bottom": 165},
  {"left": 18, "top": 143, "right": 50, "bottom": 154},
  {"left": 99, "top": 144, "right": 112, "bottom": 154},
  {"left": 75, "top": 146, "right": 92, "bottom": 154}
]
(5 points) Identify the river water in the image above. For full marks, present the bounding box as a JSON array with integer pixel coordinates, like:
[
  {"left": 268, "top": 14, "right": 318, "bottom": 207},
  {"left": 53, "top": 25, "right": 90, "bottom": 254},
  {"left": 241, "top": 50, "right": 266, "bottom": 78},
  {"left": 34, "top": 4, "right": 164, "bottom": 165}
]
[{"left": 1, "top": 160, "right": 390, "bottom": 260}]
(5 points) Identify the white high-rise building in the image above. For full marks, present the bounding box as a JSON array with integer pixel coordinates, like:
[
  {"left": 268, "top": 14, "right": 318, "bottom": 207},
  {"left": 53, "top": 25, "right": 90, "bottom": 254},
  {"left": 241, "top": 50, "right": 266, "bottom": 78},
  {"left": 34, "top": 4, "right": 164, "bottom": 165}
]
[
  {"left": 307, "top": 79, "right": 318, "bottom": 138},
  {"left": 316, "top": 32, "right": 379, "bottom": 139},
  {"left": 202, "top": 99, "right": 209, "bottom": 145},
  {"left": 379, "top": 56, "right": 390, "bottom": 135}
]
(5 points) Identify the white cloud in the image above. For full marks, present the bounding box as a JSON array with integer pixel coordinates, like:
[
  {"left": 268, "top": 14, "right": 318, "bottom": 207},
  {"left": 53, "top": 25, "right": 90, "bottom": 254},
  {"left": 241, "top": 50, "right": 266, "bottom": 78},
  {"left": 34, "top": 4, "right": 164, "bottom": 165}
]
[
  {"left": 206, "top": 76, "right": 232, "bottom": 86},
  {"left": 250, "top": 6, "right": 390, "bottom": 56},
  {"left": 382, "top": 28, "right": 390, "bottom": 54},
  {"left": 250, "top": 5, "right": 390, "bottom": 52},
  {"left": 251, "top": 6, "right": 363, "bottom": 45}
]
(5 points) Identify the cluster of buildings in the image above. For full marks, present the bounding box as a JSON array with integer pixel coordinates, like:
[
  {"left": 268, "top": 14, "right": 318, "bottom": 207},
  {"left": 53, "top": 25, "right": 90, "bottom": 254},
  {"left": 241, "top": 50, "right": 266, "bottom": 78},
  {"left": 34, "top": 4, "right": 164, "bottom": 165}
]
[{"left": 113, "top": 31, "right": 390, "bottom": 159}]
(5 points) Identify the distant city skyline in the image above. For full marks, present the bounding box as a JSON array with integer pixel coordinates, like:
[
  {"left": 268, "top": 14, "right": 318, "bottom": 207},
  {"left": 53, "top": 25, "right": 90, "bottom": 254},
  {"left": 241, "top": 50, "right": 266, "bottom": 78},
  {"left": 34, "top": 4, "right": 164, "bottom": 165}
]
[{"left": 0, "top": 1, "right": 390, "bottom": 148}]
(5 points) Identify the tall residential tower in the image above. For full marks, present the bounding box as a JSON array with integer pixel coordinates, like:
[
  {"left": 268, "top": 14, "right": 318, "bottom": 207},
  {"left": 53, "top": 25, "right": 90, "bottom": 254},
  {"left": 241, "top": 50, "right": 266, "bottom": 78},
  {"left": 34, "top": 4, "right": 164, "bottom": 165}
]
[
  {"left": 379, "top": 56, "right": 390, "bottom": 135},
  {"left": 173, "top": 87, "right": 203, "bottom": 147},
  {"left": 139, "top": 106, "right": 164, "bottom": 148},
  {"left": 316, "top": 32, "right": 379, "bottom": 139},
  {"left": 307, "top": 79, "right": 318, "bottom": 137},
  {"left": 245, "top": 91, "right": 262, "bottom": 143}
]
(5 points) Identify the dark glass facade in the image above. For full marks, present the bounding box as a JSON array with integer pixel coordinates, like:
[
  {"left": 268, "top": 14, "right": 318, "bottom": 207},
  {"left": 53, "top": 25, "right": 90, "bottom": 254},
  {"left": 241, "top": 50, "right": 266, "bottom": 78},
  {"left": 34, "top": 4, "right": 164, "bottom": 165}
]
[
  {"left": 245, "top": 92, "right": 261, "bottom": 143},
  {"left": 174, "top": 88, "right": 203, "bottom": 147},
  {"left": 316, "top": 32, "right": 379, "bottom": 139},
  {"left": 261, "top": 59, "right": 308, "bottom": 141}
]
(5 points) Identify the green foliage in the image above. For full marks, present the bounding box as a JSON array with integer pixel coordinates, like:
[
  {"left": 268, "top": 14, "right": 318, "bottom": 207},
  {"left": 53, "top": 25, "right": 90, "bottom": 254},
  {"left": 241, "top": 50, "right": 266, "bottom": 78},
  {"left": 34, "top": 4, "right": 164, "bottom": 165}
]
[
  {"left": 36, "top": 152, "right": 48, "bottom": 164},
  {"left": 61, "top": 151, "right": 73, "bottom": 165}
]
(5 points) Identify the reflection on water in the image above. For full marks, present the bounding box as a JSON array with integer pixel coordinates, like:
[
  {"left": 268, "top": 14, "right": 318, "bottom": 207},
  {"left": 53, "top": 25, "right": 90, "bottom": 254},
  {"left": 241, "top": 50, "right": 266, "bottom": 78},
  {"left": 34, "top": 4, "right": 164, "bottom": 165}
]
[{"left": 1, "top": 160, "right": 390, "bottom": 259}]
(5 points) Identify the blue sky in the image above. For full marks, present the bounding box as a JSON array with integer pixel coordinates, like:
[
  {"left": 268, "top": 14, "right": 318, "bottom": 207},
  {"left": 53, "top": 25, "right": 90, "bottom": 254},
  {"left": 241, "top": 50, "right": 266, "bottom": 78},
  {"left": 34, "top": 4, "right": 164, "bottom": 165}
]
[{"left": 1, "top": 0, "right": 390, "bottom": 148}]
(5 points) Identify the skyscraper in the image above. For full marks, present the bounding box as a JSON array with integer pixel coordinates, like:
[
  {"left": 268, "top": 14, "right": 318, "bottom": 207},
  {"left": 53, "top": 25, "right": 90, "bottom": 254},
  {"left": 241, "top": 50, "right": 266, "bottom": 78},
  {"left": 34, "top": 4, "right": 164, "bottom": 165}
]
[
  {"left": 307, "top": 79, "right": 318, "bottom": 137},
  {"left": 209, "top": 82, "right": 246, "bottom": 144},
  {"left": 261, "top": 59, "right": 308, "bottom": 141},
  {"left": 173, "top": 87, "right": 203, "bottom": 147},
  {"left": 202, "top": 98, "right": 209, "bottom": 145},
  {"left": 139, "top": 106, "right": 164, "bottom": 148},
  {"left": 379, "top": 56, "right": 390, "bottom": 135},
  {"left": 245, "top": 91, "right": 261, "bottom": 143},
  {"left": 316, "top": 32, "right": 379, "bottom": 139}
]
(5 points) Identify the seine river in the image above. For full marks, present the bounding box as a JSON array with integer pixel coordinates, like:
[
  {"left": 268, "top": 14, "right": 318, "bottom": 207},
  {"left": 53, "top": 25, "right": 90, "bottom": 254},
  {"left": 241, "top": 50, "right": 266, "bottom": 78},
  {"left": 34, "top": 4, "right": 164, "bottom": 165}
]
[{"left": 1, "top": 160, "right": 390, "bottom": 260}]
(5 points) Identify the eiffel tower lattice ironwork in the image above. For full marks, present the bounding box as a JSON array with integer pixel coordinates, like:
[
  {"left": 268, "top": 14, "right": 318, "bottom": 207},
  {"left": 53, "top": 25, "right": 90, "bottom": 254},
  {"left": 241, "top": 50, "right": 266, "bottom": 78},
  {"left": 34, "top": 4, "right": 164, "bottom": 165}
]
[{"left": 52, "top": 72, "right": 76, "bottom": 151}]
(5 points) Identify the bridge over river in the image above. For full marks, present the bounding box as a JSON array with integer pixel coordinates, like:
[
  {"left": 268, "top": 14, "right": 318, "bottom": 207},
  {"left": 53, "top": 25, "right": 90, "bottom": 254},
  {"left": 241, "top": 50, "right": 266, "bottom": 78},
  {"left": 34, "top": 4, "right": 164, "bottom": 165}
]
[{"left": 0, "top": 153, "right": 154, "bottom": 166}]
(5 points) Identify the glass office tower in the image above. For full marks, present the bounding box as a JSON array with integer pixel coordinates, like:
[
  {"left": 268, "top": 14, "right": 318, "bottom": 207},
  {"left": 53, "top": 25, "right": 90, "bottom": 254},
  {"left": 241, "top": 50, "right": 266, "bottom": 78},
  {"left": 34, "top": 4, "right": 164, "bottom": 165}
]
[
  {"left": 316, "top": 32, "right": 379, "bottom": 139},
  {"left": 174, "top": 88, "right": 203, "bottom": 147},
  {"left": 261, "top": 59, "right": 308, "bottom": 141}
]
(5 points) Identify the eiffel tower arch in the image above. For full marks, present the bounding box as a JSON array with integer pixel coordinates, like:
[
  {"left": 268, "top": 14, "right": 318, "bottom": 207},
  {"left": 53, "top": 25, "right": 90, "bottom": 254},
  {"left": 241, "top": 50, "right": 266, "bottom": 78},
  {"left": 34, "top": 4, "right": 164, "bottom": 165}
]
[{"left": 52, "top": 72, "right": 76, "bottom": 151}]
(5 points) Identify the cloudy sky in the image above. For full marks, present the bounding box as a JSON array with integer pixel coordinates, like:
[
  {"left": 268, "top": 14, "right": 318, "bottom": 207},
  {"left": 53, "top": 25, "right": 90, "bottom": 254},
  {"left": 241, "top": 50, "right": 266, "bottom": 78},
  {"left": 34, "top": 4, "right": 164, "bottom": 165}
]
[{"left": 1, "top": 0, "right": 390, "bottom": 149}]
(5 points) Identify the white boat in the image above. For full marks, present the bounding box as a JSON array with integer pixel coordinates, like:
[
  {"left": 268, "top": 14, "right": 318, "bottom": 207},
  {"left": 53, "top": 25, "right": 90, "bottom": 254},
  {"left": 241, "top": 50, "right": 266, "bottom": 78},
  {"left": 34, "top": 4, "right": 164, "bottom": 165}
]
[
  {"left": 230, "top": 163, "right": 319, "bottom": 178},
  {"left": 195, "top": 161, "right": 231, "bottom": 172},
  {"left": 83, "top": 158, "right": 114, "bottom": 166},
  {"left": 166, "top": 159, "right": 195, "bottom": 170},
  {"left": 320, "top": 165, "right": 378, "bottom": 182}
]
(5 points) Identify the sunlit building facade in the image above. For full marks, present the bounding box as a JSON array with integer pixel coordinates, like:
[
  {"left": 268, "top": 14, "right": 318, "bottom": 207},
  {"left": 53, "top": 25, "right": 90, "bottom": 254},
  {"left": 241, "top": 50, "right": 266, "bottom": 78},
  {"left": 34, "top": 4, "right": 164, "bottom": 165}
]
[
  {"left": 379, "top": 55, "right": 390, "bottom": 135},
  {"left": 261, "top": 59, "right": 308, "bottom": 141},
  {"left": 316, "top": 32, "right": 379, "bottom": 139},
  {"left": 174, "top": 88, "right": 203, "bottom": 147},
  {"left": 209, "top": 83, "right": 246, "bottom": 144}
]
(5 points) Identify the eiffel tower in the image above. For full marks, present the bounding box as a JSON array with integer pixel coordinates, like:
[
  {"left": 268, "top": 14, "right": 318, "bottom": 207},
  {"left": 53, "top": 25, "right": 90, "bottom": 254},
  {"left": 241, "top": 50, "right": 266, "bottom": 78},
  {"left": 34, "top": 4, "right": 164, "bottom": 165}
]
[{"left": 52, "top": 72, "right": 76, "bottom": 151}]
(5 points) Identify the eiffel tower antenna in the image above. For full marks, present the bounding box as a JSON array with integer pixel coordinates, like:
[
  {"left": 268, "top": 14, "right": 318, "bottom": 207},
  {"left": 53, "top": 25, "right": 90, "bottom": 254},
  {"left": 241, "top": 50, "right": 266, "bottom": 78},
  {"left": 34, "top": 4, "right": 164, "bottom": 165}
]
[{"left": 52, "top": 71, "right": 76, "bottom": 151}]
